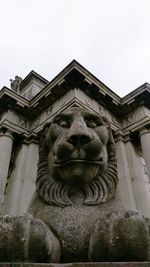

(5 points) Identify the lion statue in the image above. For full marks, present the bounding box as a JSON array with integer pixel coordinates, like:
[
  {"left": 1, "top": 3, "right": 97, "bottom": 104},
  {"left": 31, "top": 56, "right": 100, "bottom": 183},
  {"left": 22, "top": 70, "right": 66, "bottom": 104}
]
[{"left": 0, "top": 107, "right": 149, "bottom": 263}]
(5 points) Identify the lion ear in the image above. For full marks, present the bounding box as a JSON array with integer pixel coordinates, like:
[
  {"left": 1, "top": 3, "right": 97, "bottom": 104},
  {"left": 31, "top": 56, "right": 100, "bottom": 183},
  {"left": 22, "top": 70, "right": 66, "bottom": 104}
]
[
  {"left": 101, "top": 116, "right": 109, "bottom": 127},
  {"left": 39, "top": 123, "right": 51, "bottom": 150},
  {"left": 101, "top": 116, "right": 115, "bottom": 145}
]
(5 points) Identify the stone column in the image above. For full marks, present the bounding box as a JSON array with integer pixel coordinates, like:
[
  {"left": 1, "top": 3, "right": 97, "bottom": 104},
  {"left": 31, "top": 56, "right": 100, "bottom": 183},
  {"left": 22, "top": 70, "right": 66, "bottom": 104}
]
[
  {"left": 3, "top": 143, "right": 28, "bottom": 215},
  {"left": 115, "top": 131, "right": 136, "bottom": 210},
  {"left": 140, "top": 127, "right": 150, "bottom": 179},
  {"left": 0, "top": 129, "right": 13, "bottom": 210},
  {"left": 3, "top": 135, "right": 39, "bottom": 215},
  {"left": 19, "top": 141, "right": 39, "bottom": 214},
  {"left": 125, "top": 134, "right": 150, "bottom": 217}
]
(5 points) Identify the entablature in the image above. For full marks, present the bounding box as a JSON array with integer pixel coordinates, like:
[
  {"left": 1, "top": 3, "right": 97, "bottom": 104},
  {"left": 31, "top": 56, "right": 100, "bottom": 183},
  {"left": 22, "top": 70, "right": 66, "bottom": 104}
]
[{"left": 1, "top": 60, "right": 150, "bottom": 139}]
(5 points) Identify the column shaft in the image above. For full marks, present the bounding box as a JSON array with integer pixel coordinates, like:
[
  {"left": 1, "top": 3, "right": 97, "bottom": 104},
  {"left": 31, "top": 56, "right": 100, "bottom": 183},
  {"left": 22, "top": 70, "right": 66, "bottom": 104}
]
[
  {"left": 140, "top": 128, "right": 150, "bottom": 179},
  {"left": 3, "top": 143, "right": 28, "bottom": 215},
  {"left": 0, "top": 130, "right": 13, "bottom": 210},
  {"left": 115, "top": 134, "right": 136, "bottom": 210},
  {"left": 3, "top": 141, "right": 39, "bottom": 215},
  {"left": 19, "top": 142, "right": 39, "bottom": 214},
  {"left": 126, "top": 136, "right": 150, "bottom": 217}
]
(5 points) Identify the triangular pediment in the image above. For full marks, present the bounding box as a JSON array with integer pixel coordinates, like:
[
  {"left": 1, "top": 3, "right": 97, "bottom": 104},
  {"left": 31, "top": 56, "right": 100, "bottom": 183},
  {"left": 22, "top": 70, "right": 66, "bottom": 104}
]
[
  {"left": 0, "top": 60, "right": 150, "bottom": 121},
  {"left": 30, "top": 60, "right": 121, "bottom": 117}
]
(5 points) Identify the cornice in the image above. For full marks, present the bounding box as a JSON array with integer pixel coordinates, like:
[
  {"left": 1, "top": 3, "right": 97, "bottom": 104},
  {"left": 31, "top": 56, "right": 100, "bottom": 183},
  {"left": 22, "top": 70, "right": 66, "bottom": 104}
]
[
  {"left": 0, "top": 87, "right": 31, "bottom": 118},
  {"left": 0, "top": 87, "right": 29, "bottom": 106},
  {"left": 0, "top": 120, "right": 28, "bottom": 136},
  {"left": 1, "top": 60, "right": 150, "bottom": 121},
  {"left": 30, "top": 60, "right": 121, "bottom": 116},
  {"left": 122, "top": 83, "right": 150, "bottom": 104},
  {"left": 20, "top": 70, "right": 49, "bottom": 88},
  {"left": 120, "top": 83, "right": 150, "bottom": 115},
  {"left": 121, "top": 114, "right": 150, "bottom": 135}
]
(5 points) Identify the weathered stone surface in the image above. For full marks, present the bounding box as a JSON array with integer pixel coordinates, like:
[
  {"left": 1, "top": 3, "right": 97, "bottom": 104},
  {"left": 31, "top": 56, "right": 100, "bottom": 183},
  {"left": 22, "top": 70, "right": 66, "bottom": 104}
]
[
  {"left": 35, "top": 107, "right": 118, "bottom": 206},
  {"left": 89, "top": 210, "right": 150, "bottom": 261},
  {"left": 0, "top": 263, "right": 149, "bottom": 267},
  {"left": 10, "top": 76, "right": 22, "bottom": 92},
  {"left": 0, "top": 215, "right": 60, "bottom": 262},
  {"left": 2, "top": 61, "right": 150, "bottom": 220},
  {"left": 28, "top": 107, "right": 150, "bottom": 263},
  {"left": 0, "top": 107, "right": 149, "bottom": 263},
  {"left": 29, "top": 107, "right": 120, "bottom": 262}
]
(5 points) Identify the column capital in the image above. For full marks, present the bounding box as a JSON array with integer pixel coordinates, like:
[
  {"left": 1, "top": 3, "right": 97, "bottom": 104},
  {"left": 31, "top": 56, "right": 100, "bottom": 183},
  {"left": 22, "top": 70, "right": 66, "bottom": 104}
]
[
  {"left": 139, "top": 127, "right": 150, "bottom": 137},
  {"left": 124, "top": 131, "right": 132, "bottom": 143},
  {"left": 0, "top": 128, "right": 14, "bottom": 140},
  {"left": 23, "top": 133, "right": 39, "bottom": 145},
  {"left": 114, "top": 130, "right": 125, "bottom": 142},
  {"left": 114, "top": 130, "right": 132, "bottom": 143}
]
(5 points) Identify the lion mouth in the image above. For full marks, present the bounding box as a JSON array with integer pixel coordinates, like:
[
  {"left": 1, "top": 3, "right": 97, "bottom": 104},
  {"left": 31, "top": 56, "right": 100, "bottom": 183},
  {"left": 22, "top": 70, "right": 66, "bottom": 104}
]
[{"left": 54, "top": 157, "right": 104, "bottom": 167}]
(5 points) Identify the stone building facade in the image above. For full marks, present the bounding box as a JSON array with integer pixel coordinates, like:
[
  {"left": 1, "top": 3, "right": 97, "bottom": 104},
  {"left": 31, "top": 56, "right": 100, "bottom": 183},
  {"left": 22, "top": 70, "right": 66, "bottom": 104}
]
[{"left": 0, "top": 60, "right": 150, "bottom": 217}]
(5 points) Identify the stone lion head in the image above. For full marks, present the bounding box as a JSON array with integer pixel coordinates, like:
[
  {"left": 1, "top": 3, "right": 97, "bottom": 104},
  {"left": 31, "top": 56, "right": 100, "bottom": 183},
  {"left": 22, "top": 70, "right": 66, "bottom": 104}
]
[{"left": 36, "top": 107, "right": 118, "bottom": 207}]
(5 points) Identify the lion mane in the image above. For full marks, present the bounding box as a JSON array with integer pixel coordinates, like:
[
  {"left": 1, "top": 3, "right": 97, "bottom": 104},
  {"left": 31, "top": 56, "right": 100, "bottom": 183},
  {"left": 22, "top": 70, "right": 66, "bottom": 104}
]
[{"left": 36, "top": 119, "right": 118, "bottom": 207}]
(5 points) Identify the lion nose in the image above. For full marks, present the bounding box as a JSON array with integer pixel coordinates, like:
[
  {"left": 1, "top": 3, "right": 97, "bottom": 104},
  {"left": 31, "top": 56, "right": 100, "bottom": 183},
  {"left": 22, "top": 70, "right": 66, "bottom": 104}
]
[
  {"left": 67, "top": 117, "right": 92, "bottom": 147},
  {"left": 68, "top": 134, "right": 91, "bottom": 147}
]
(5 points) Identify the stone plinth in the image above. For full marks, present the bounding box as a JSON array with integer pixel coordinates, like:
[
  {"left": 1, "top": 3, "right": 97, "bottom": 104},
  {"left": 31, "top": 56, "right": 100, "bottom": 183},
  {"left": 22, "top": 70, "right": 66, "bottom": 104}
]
[{"left": 0, "top": 263, "right": 149, "bottom": 267}]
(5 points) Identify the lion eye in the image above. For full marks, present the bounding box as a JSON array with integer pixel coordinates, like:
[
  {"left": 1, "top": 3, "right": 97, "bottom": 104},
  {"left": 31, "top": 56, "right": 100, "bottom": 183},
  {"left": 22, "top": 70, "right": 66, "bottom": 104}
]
[
  {"left": 59, "top": 120, "right": 70, "bottom": 128},
  {"left": 86, "top": 120, "right": 98, "bottom": 128}
]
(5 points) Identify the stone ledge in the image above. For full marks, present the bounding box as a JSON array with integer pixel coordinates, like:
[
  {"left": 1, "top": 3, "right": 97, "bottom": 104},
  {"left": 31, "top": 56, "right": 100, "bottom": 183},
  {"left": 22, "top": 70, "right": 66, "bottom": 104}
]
[{"left": 0, "top": 263, "right": 149, "bottom": 267}]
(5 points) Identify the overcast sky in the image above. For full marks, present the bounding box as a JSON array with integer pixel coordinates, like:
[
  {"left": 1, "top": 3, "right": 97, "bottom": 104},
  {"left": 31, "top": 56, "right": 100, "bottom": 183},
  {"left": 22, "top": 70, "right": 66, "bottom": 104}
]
[{"left": 0, "top": 0, "right": 150, "bottom": 97}]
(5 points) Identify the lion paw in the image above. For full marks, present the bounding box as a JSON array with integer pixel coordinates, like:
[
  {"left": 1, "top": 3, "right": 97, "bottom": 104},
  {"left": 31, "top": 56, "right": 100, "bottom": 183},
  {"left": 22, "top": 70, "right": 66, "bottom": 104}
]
[
  {"left": 89, "top": 210, "right": 150, "bottom": 262},
  {"left": 0, "top": 214, "right": 61, "bottom": 262}
]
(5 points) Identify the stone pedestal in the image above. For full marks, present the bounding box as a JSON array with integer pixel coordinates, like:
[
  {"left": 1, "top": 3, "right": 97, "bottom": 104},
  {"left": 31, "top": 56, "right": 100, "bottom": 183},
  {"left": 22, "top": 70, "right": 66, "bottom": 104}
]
[{"left": 0, "top": 263, "right": 149, "bottom": 267}]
